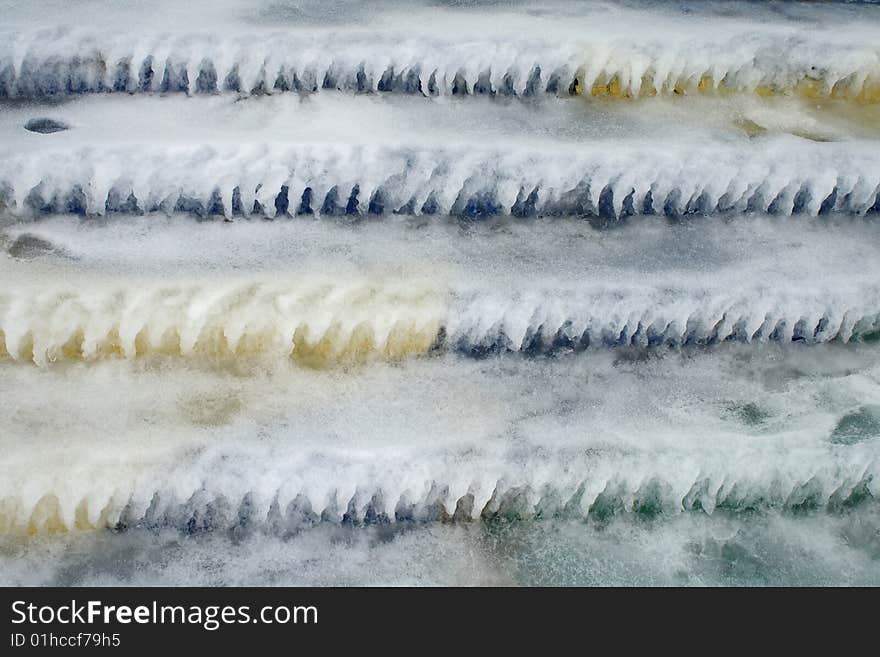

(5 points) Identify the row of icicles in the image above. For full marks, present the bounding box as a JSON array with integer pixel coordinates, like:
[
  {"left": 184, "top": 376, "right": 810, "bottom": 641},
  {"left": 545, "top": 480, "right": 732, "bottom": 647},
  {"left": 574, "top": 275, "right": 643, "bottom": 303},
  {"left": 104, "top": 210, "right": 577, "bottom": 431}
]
[
  {"left": 2, "top": 57, "right": 879, "bottom": 101},
  {"left": 1, "top": 475, "right": 874, "bottom": 535},
  {"left": 1, "top": 312, "right": 878, "bottom": 366}
]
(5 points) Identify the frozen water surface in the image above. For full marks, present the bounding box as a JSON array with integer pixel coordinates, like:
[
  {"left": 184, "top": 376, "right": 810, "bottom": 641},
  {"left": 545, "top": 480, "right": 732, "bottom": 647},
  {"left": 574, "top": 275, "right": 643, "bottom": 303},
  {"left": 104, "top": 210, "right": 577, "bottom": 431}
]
[{"left": 1, "top": 0, "right": 879, "bottom": 586}]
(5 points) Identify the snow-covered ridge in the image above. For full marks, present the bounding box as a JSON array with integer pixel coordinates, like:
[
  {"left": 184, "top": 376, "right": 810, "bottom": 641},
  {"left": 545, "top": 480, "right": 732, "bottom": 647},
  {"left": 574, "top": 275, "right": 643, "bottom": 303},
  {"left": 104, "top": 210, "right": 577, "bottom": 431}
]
[
  {"left": 1, "top": 455, "right": 875, "bottom": 533},
  {"left": 2, "top": 141, "right": 879, "bottom": 220},
  {"left": 1, "top": 29, "right": 878, "bottom": 100},
  {"left": 1, "top": 280, "right": 879, "bottom": 366},
  {"left": 0, "top": 280, "right": 444, "bottom": 366}
]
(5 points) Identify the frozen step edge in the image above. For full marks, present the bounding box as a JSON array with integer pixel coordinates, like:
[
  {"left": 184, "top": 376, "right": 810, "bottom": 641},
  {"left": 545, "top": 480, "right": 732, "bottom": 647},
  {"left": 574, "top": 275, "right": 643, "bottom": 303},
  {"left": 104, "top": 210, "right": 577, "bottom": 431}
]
[
  {"left": 1, "top": 283, "right": 879, "bottom": 365},
  {"left": 0, "top": 450, "right": 876, "bottom": 533},
  {"left": 2, "top": 141, "right": 880, "bottom": 220},
  {"left": 0, "top": 280, "right": 447, "bottom": 366},
  {"left": 0, "top": 30, "right": 879, "bottom": 100},
  {"left": 444, "top": 288, "right": 880, "bottom": 353}
]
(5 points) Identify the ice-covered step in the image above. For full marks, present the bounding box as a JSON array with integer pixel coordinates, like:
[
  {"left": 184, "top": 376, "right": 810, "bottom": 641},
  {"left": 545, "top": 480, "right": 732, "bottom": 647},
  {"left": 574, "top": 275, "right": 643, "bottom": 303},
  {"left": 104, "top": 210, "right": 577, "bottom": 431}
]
[
  {"left": 2, "top": 139, "right": 879, "bottom": 219},
  {"left": 1, "top": 344, "right": 878, "bottom": 533},
  {"left": 1, "top": 278, "right": 878, "bottom": 366},
  {"left": 6, "top": 210, "right": 879, "bottom": 284},
  {"left": 2, "top": 1, "right": 879, "bottom": 101},
  {"left": 3, "top": 35, "right": 878, "bottom": 101},
  {"left": 0, "top": 93, "right": 744, "bottom": 155},
  {"left": 0, "top": 279, "right": 444, "bottom": 366},
  {"left": 447, "top": 290, "right": 880, "bottom": 354},
  {"left": 3, "top": 93, "right": 877, "bottom": 157},
  {"left": 2, "top": 461, "right": 876, "bottom": 534},
  {"left": 4, "top": 212, "right": 880, "bottom": 363}
]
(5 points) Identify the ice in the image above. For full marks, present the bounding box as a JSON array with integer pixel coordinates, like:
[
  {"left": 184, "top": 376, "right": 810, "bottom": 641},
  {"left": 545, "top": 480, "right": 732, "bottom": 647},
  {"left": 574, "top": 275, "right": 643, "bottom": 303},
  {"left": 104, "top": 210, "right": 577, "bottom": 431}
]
[
  {"left": 1, "top": 345, "right": 879, "bottom": 533},
  {"left": 1, "top": 2, "right": 878, "bottom": 100},
  {"left": 1, "top": 0, "right": 879, "bottom": 586},
  {"left": 1, "top": 140, "right": 878, "bottom": 219},
  {"left": 1, "top": 217, "right": 879, "bottom": 533}
]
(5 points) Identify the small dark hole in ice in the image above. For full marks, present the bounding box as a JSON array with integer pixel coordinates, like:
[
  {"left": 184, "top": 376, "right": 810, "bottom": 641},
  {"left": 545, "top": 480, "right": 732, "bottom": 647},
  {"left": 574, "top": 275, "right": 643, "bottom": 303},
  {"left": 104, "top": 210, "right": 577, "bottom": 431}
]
[{"left": 24, "top": 118, "right": 70, "bottom": 134}]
